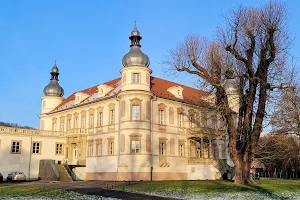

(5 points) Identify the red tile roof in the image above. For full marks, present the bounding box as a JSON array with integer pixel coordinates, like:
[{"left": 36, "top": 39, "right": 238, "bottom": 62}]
[
  {"left": 52, "top": 78, "right": 121, "bottom": 112},
  {"left": 150, "top": 76, "right": 210, "bottom": 103},
  {"left": 50, "top": 76, "right": 210, "bottom": 113}
]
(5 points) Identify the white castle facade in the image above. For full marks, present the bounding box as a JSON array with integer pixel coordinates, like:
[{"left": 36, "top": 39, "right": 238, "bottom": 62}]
[{"left": 0, "top": 24, "right": 237, "bottom": 181}]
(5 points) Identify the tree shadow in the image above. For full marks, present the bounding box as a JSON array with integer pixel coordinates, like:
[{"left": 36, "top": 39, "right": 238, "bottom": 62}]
[{"left": 247, "top": 184, "right": 288, "bottom": 200}]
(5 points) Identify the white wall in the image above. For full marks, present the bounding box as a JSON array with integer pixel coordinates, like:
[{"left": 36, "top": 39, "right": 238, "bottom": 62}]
[
  {"left": 187, "top": 164, "right": 219, "bottom": 180},
  {"left": 0, "top": 134, "right": 65, "bottom": 179}
]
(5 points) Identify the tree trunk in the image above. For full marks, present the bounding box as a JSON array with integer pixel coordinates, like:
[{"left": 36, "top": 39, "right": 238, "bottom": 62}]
[{"left": 233, "top": 152, "right": 255, "bottom": 184}]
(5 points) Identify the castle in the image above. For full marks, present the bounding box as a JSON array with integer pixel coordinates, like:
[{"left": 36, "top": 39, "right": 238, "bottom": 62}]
[{"left": 0, "top": 24, "right": 236, "bottom": 181}]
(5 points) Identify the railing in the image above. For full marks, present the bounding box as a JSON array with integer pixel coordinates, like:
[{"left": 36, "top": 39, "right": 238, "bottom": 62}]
[
  {"left": 64, "top": 164, "right": 74, "bottom": 181},
  {"left": 66, "top": 128, "right": 88, "bottom": 136},
  {"left": 0, "top": 126, "right": 65, "bottom": 137},
  {"left": 72, "top": 167, "right": 85, "bottom": 181},
  {"left": 188, "top": 157, "right": 214, "bottom": 164}
]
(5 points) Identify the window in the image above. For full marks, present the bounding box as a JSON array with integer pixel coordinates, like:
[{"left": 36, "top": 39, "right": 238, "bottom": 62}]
[
  {"left": 212, "top": 143, "right": 218, "bottom": 159},
  {"left": 67, "top": 118, "right": 71, "bottom": 130},
  {"left": 196, "top": 142, "right": 201, "bottom": 158},
  {"left": 89, "top": 114, "right": 94, "bottom": 128},
  {"left": 179, "top": 144, "right": 184, "bottom": 156},
  {"left": 99, "top": 112, "right": 103, "bottom": 126},
  {"left": 159, "top": 110, "right": 164, "bottom": 125},
  {"left": 81, "top": 116, "right": 86, "bottom": 128},
  {"left": 132, "top": 73, "right": 140, "bottom": 83},
  {"left": 132, "top": 105, "right": 140, "bottom": 120},
  {"left": 56, "top": 143, "right": 63, "bottom": 155},
  {"left": 201, "top": 111, "right": 208, "bottom": 127},
  {"left": 131, "top": 140, "right": 140, "bottom": 154},
  {"left": 178, "top": 113, "right": 183, "bottom": 127},
  {"left": 189, "top": 114, "right": 195, "bottom": 128},
  {"left": 110, "top": 109, "right": 115, "bottom": 125},
  {"left": 32, "top": 142, "right": 41, "bottom": 154},
  {"left": 160, "top": 142, "right": 165, "bottom": 155},
  {"left": 11, "top": 141, "right": 21, "bottom": 154},
  {"left": 52, "top": 122, "right": 57, "bottom": 131},
  {"left": 74, "top": 117, "right": 78, "bottom": 128},
  {"left": 88, "top": 143, "right": 93, "bottom": 157},
  {"left": 109, "top": 142, "right": 114, "bottom": 155},
  {"left": 60, "top": 120, "right": 64, "bottom": 131},
  {"left": 212, "top": 114, "right": 217, "bottom": 129},
  {"left": 96, "top": 143, "right": 102, "bottom": 156}
]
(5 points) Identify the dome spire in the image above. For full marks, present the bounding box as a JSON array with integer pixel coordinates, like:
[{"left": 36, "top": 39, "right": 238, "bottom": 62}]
[
  {"left": 134, "top": 20, "right": 137, "bottom": 30},
  {"left": 50, "top": 60, "right": 59, "bottom": 81},
  {"left": 43, "top": 61, "right": 64, "bottom": 97},
  {"left": 122, "top": 23, "right": 150, "bottom": 68},
  {"left": 130, "top": 21, "right": 141, "bottom": 47}
]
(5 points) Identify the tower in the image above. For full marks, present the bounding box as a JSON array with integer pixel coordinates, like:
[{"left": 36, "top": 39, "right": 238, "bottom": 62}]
[
  {"left": 41, "top": 61, "right": 64, "bottom": 114},
  {"left": 117, "top": 23, "right": 153, "bottom": 181},
  {"left": 223, "top": 64, "right": 239, "bottom": 113},
  {"left": 120, "top": 21, "right": 152, "bottom": 92}
]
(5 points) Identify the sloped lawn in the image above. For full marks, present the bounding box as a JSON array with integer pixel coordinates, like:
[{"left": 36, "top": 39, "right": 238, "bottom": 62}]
[{"left": 116, "top": 178, "right": 300, "bottom": 199}]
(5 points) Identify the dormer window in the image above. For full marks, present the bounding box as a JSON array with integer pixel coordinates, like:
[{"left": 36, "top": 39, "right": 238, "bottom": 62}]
[
  {"left": 167, "top": 86, "right": 183, "bottom": 99},
  {"left": 99, "top": 88, "right": 103, "bottom": 95},
  {"left": 74, "top": 92, "right": 89, "bottom": 104},
  {"left": 97, "top": 84, "right": 114, "bottom": 98}
]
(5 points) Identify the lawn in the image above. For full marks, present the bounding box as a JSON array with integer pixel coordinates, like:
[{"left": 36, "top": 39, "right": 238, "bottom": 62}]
[
  {"left": 0, "top": 185, "right": 116, "bottom": 200},
  {"left": 117, "top": 178, "right": 300, "bottom": 200}
]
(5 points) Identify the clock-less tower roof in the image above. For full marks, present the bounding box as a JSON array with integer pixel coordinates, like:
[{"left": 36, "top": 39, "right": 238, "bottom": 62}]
[{"left": 122, "top": 22, "right": 150, "bottom": 68}]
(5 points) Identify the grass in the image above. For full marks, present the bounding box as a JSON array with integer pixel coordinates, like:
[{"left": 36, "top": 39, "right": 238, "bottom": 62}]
[
  {"left": 0, "top": 186, "right": 72, "bottom": 199},
  {"left": 0, "top": 179, "right": 299, "bottom": 199},
  {"left": 0, "top": 185, "right": 109, "bottom": 200},
  {"left": 116, "top": 178, "right": 300, "bottom": 199}
]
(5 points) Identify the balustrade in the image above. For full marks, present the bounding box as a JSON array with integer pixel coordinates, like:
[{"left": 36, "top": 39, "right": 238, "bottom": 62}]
[
  {"left": 0, "top": 125, "right": 65, "bottom": 137},
  {"left": 65, "top": 128, "right": 88, "bottom": 136}
]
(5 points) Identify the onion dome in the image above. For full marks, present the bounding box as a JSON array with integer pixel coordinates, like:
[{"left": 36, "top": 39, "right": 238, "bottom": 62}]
[
  {"left": 122, "top": 21, "right": 150, "bottom": 68},
  {"left": 43, "top": 61, "right": 64, "bottom": 97}
]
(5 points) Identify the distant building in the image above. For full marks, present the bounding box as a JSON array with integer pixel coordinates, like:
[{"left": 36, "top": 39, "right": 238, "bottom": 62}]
[{"left": 0, "top": 24, "right": 237, "bottom": 181}]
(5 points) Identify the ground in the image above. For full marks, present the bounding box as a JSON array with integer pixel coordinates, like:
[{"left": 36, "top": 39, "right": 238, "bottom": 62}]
[{"left": 0, "top": 179, "right": 299, "bottom": 200}]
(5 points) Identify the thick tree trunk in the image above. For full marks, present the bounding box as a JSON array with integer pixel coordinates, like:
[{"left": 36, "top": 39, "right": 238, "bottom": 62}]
[{"left": 233, "top": 152, "right": 255, "bottom": 184}]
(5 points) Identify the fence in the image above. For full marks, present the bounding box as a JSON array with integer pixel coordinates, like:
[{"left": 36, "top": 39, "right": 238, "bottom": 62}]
[{"left": 259, "top": 170, "right": 300, "bottom": 179}]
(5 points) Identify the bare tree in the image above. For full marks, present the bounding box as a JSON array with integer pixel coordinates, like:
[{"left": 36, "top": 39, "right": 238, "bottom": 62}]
[
  {"left": 270, "top": 84, "right": 300, "bottom": 137},
  {"left": 256, "top": 133, "right": 300, "bottom": 172},
  {"left": 165, "top": 1, "right": 291, "bottom": 184}
]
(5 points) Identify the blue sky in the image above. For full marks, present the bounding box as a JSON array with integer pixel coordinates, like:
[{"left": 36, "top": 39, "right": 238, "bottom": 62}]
[{"left": 0, "top": 0, "right": 299, "bottom": 128}]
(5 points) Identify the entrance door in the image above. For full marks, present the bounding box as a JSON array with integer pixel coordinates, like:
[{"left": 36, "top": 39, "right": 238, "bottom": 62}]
[{"left": 73, "top": 144, "right": 78, "bottom": 165}]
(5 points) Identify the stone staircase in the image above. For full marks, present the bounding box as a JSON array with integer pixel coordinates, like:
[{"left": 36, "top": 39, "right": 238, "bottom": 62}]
[
  {"left": 212, "top": 159, "right": 235, "bottom": 180},
  {"left": 56, "top": 165, "right": 73, "bottom": 182}
]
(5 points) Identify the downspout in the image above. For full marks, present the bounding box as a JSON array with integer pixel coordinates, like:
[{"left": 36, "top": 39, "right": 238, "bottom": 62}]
[
  {"left": 116, "top": 96, "right": 121, "bottom": 181},
  {"left": 150, "top": 95, "right": 157, "bottom": 181},
  {"left": 28, "top": 136, "right": 32, "bottom": 180}
]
